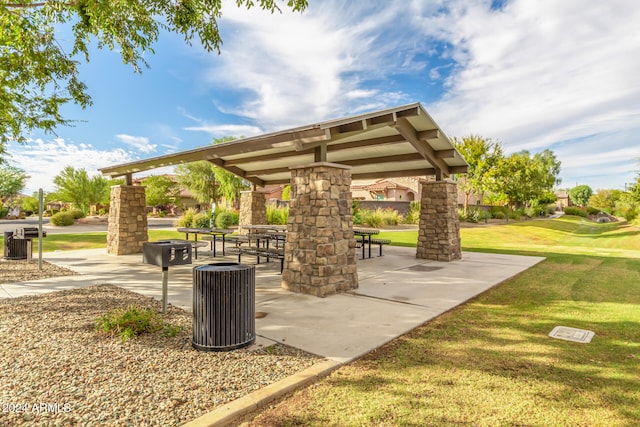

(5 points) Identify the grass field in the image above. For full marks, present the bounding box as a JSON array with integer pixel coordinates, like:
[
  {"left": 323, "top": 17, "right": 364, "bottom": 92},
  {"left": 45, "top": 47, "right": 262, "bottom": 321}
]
[{"left": 240, "top": 215, "right": 640, "bottom": 426}]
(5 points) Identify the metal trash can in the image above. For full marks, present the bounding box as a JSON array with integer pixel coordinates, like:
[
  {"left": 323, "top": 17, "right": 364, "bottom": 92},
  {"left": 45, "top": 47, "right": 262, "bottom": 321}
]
[
  {"left": 3, "top": 231, "right": 27, "bottom": 260},
  {"left": 192, "top": 263, "right": 255, "bottom": 352}
]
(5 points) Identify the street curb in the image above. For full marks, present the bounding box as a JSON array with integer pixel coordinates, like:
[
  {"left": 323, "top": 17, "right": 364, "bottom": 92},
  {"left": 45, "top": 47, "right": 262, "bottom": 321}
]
[{"left": 181, "top": 359, "right": 341, "bottom": 427}]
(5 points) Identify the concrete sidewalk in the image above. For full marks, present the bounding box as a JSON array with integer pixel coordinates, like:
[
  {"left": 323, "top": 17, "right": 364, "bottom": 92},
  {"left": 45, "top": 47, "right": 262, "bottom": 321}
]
[
  {"left": 1, "top": 246, "right": 544, "bottom": 363},
  {"left": 1, "top": 246, "right": 544, "bottom": 425}
]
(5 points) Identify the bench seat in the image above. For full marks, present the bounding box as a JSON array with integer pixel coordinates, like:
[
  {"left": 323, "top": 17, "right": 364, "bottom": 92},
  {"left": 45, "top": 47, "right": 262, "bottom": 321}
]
[
  {"left": 226, "top": 246, "right": 284, "bottom": 273},
  {"left": 355, "top": 236, "right": 391, "bottom": 257}
]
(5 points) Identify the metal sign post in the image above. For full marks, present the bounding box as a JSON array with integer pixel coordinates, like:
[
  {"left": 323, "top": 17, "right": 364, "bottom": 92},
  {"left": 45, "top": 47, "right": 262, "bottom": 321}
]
[
  {"left": 38, "top": 189, "right": 44, "bottom": 270},
  {"left": 161, "top": 267, "right": 169, "bottom": 314}
]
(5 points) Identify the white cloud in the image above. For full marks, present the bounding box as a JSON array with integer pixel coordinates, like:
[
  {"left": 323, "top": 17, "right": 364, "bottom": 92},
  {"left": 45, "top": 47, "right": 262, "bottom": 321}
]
[
  {"left": 114, "top": 134, "right": 157, "bottom": 153},
  {"left": 7, "top": 138, "right": 135, "bottom": 194},
  {"left": 204, "top": 2, "right": 414, "bottom": 130},
  {"left": 183, "top": 123, "right": 263, "bottom": 138},
  {"left": 413, "top": 0, "right": 640, "bottom": 147}
]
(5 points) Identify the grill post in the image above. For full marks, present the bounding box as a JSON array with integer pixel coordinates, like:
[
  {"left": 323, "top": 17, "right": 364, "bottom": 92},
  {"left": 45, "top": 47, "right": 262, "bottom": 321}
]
[{"left": 192, "top": 263, "right": 255, "bottom": 352}]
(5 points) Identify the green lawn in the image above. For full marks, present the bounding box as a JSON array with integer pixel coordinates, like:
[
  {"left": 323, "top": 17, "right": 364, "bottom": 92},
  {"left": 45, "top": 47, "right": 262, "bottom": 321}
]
[
  {"left": 241, "top": 216, "right": 640, "bottom": 426},
  {"left": 0, "top": 230, "right": 186, "bottom": 253}
]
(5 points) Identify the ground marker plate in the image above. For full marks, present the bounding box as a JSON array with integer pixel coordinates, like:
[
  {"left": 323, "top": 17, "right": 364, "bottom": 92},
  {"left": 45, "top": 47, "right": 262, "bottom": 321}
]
[{"left": 549, "top": 326, "right": 594, "bottom": 343}]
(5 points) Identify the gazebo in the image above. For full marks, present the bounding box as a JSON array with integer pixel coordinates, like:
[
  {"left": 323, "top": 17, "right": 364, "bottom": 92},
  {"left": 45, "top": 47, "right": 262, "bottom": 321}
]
[{"left": 99, "top": 102, "right": 468, "bottom": 297}]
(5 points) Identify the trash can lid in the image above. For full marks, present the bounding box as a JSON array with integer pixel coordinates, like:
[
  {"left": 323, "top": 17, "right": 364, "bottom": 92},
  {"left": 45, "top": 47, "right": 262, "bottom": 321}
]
[{"left": 194, "top": 263, "right": 253, "bottom": 272}]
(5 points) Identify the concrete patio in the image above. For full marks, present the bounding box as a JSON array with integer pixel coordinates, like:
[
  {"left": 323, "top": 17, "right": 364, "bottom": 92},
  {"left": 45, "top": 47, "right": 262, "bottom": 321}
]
[{"left": 0, "top": 245, "right": 544, "bottom": 364}]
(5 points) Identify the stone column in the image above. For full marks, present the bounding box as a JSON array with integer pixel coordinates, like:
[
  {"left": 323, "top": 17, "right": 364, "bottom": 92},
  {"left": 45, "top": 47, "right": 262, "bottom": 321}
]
[
  {"left": 107, "top": 185, "right": 148, "bottom": 255},
  {"left": 416, "top": 180, "right": 461, "bottom": 262},
  {"left": 239, "top": 191, "right": 267, "bottom": 234},
  {"left": 282, "top": 162, "right": 358, "bottom": 297}
]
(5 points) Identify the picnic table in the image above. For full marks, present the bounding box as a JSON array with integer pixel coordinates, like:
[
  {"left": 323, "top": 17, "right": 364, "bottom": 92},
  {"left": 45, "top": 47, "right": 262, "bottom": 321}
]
[
  {"left": 242, "top": 224, "right": 287, "bottom": 233},
  {"left": 176, "top": 227, "right": 234, "bottom": 259},
  {"left": 353, "top": 228, "right": 390, "bottom": 258},
  {"left": 226, "top": 226, "right": 287, "bottom": 273}
]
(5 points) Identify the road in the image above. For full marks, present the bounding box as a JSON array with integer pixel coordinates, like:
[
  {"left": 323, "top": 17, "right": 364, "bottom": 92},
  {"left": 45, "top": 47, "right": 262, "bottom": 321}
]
[{"left": 0, "top": 217, "right": 176, "bottom": 235}]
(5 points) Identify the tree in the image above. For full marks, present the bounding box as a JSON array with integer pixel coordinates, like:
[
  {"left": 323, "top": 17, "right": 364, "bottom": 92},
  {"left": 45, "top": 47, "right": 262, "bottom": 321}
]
[
  {"left": 494, "top": 149, "right": 562, "bottom": 210},
  {"left": 52, "top": 166, "right": 109, "bottom": 213},
  {"left": 210, "top": 137, "right": 250, "bottom": 208},
  {"left": 142, "top": 175, "right": 179, "bottom": 213},
  {"left": 1, "top": 0, "right": 308, "bottom": 147},
  {"left": 0, "top": 164, "right": 29, "bottom": 204},
  {"left": 568, "top": 185, "right": 593, "bottom": 207},
  {"left": 453, "top": 135, "right": 504, "bottom": 216},
  {"left": 588, "top": 189, "right": 622, "bottom": 214},
  {"left": 175, "top": 161, "right": 219, "bottom": 205},
  {"left": 175, "top": 137, "right": 250, "bottom": 208},
  {"left": 214, "top": 167, "right": 249, "bottom": 209}
]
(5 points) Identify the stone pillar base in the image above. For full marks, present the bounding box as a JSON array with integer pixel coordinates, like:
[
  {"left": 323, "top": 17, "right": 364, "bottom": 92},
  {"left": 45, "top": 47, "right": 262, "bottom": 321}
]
[
  {"left": 107, "top": 185, "right": 148, "bottom": 255},
  {"left": 416, "top": 180, "right": 461, "bottom": 262},
  {"left": 282, "top": 162, "right": 358, "bottom": 297}
]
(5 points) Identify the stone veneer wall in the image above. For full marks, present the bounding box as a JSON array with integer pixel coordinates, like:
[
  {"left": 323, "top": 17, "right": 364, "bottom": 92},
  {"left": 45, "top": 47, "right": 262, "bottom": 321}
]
[
  {"left": 239, "top": 191, "right": 267, "bottom": 234},
  {"left": 416, "top": 180, "right": 461, "bottom": 262},
  {"left": 282, "top": 162, "right": 358, "bottom": 297},
  {"left": 107, "top": 185, "right": 148, "bottom": 255}
]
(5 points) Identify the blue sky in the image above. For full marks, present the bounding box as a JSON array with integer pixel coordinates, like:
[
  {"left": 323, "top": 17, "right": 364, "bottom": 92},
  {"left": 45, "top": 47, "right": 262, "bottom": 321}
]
[{"left": 7, "top": 0, "right": 640, "bottom": 194}]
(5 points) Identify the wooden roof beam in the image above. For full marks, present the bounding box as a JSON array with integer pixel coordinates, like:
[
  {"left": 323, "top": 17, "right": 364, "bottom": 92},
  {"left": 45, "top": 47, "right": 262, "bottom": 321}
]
[
  {"left": 394, "top": 118, "right": 450, "bottom": 180},
  {"left": 339, "top": 152, "right": 425, "bottom": 167},
  {"left": 352, "top": 168, "right": 436, "bottom": 180},
  {"left": 435, "top": 149, "right": 455, "bottom": 159},
  {"left": 207, "top": 159, "right": 265, "bottom": 187},
  {"left": 223, "top": 148, "right": 314, "bottom": 166},
  {"left": 326, "top": 134, "right": 407, "bottom": 152},
  {"left": 417, "top": 129, "right": 439, "bottom": 140}
]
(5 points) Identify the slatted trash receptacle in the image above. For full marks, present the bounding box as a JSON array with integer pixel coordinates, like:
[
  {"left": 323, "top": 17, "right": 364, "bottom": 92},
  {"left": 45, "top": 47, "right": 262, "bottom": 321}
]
[
  {"left": 3, "top": 231, "right": 27, "bottom": 260},
  {"left": 192, "top": 263, "right": 255, "bottom": 352}
]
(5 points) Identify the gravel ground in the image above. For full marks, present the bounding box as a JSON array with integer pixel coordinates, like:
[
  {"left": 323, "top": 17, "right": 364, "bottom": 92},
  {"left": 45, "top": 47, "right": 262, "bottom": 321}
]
[
  {"left": 0, "top": 259, "right": 78, "bottom": 284},
  {"left": 0, "top": 284, "right": 322, "bottom": 426}
]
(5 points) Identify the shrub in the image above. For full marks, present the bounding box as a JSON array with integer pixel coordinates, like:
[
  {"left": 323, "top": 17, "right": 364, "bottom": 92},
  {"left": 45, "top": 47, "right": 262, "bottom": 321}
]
[
  {"left": 466, "top": 208, "right": 481, "bottom": 223},
  {"left": 95, "top": 305, "right": 181, "bottom": 342},
  {"left": 174, "top": 208, "right": 197, "bottom": 227},
  {"left": 50, "top": 211, "right": 75, "bottom": 226},
  {"left": 352, "top": 201, "right": 363, "bottom": 225},
  {"left": 380, "top": 208, "right": 402, "bottom": 226},
  {"left": 281, "top": 185, "right": 291, "bottom": 201},
  {"left": 215, "top": 211, "right": 235, "bottom": 229},
  {"left": 508, "top": 208, "right": 525, "bottom": 220},
  {"left": 98, "top": 208, "right": 107, "bottom": 216},
  {"left": 0, "top": 207, "right": 8, "bottom": 218},
  {"left": 492, "top": 211, "right": 506, "bottom": 220},
  {"left": 361, "top": 209, "right": 383, "bottom": 228},
  {"left": 69, "top": 209, "right": 86, "bottom": 219},
  {"left": 627, "top": 209, "right": 639, "bottom": 222},
  {"left": 267, "top": 205, "right": 289, "bottom": 225},
  {"left": 586, "top": 206, "right": 601, "bottom": 215},
  {"left": 564, "top": 206, "right": 587, "bottom": 217},
  {"left": 405, "top": 201, "right": 421, "bottom": 224},
  {"left": 193, "top": 212, "right": 211, "bottom": 228},
  {"left": 525, "top": 207, "right": 539, "bottom": 218}
]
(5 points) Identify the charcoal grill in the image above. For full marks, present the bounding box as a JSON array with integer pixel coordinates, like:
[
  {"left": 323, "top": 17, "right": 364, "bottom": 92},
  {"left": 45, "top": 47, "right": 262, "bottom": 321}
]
[{"left": 142, "top": 240, "right": 192, "bottom": 313}]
